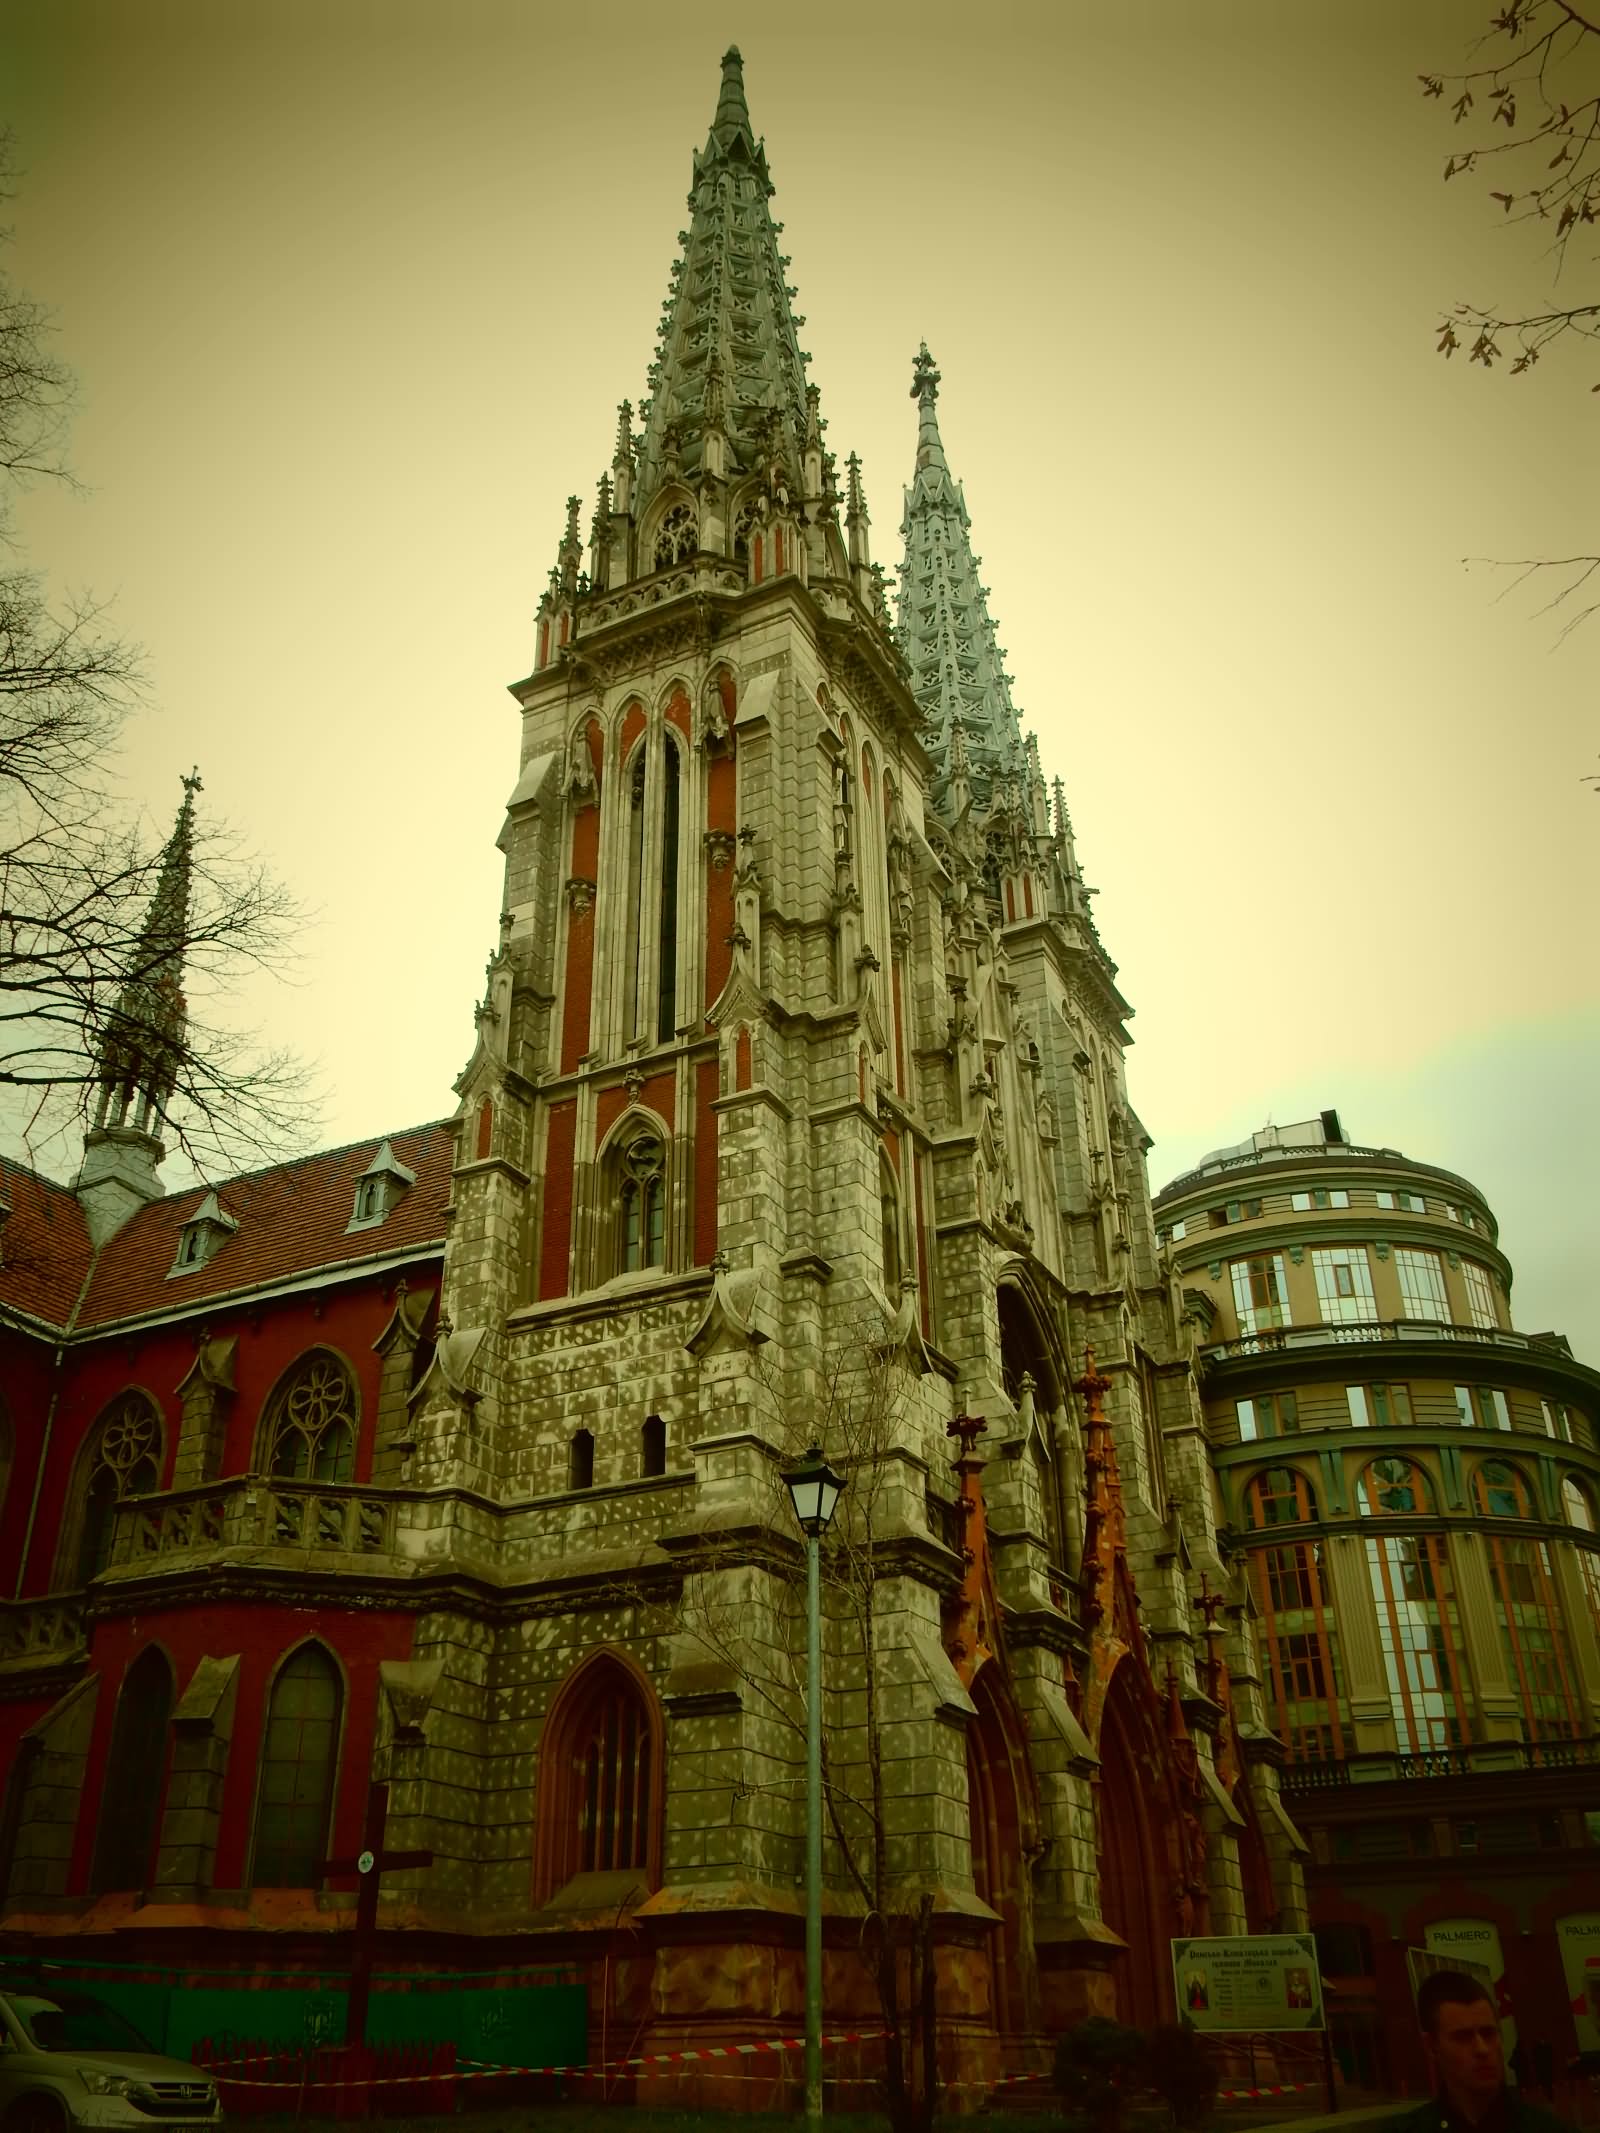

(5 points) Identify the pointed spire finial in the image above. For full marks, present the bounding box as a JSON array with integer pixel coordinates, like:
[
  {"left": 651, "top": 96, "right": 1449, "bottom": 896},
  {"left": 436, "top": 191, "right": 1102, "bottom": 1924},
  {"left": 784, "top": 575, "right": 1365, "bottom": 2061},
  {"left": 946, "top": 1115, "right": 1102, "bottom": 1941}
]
[
  {"left": 911, "top": 342, "right": 946, "bottom": 473},
  {"left": 711, "top": 46, "right": 754, "bottom": 153}
]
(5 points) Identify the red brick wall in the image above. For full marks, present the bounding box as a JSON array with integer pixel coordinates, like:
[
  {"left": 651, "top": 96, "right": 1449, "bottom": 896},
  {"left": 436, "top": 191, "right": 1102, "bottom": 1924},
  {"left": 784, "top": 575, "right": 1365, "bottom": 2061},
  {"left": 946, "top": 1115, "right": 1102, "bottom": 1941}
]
[
  {"left": 16, "top": 1276, "right": 437, "bottom": 1597},
  {"left": 68, "top": 1604, "right": 413, "bottom": 1895},
  {"left": 539, "top": 1101, "right": 577, "bottom": 1299}
]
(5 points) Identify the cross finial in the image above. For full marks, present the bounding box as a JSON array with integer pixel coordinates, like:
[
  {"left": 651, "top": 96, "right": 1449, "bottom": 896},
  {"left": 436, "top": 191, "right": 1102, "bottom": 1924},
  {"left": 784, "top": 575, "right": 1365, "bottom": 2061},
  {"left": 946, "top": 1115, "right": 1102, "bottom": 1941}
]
[{"left": 183, "top": 766, "right": 203, "bottom": 796}]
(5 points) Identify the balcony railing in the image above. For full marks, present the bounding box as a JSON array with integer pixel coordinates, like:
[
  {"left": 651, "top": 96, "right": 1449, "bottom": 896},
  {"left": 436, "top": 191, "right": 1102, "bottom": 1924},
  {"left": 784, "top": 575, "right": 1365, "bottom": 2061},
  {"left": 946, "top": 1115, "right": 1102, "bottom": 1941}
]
[
  {"left": 0, "top": 1596, "right": 86, "bottom": 1665},
  {"left": 108, "top": 1475, "right": 397, "bottom": 1570},
  {"left": 1204, "top": 1318, "right": 1551, "bottom": 1364},
  {"left": 1157, "top": 1141, "right": 1485, "bottom": 1201},
  {"left": 1280, "top": 1736, "right": 1600, "bottom": 1792}
]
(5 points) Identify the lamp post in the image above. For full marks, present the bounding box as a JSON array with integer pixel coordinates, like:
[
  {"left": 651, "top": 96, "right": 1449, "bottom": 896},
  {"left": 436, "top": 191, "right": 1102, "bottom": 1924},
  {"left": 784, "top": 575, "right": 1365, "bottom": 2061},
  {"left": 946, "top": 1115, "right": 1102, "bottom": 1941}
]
[{"left": 784, "top": 1444, "right": 846, "bottom": 2133}]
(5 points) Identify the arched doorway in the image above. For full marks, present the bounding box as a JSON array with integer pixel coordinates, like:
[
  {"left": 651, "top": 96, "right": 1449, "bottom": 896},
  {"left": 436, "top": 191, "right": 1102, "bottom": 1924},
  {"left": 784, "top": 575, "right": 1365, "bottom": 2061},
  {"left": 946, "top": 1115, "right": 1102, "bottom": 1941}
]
[
  {"left": 1095, "top": 1663, "right": 1171, "bottom": 2029},
  {"left": 966, "top": 1666, "right": 1037, "bottom": 2035}
]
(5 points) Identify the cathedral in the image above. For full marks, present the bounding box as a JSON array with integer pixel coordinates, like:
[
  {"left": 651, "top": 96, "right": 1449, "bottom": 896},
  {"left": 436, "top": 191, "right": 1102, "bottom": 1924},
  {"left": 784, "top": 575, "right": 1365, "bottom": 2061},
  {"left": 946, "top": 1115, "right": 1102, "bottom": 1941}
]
[{"left": 5, "top": 45, "right": 1595, "bottom": 2102}]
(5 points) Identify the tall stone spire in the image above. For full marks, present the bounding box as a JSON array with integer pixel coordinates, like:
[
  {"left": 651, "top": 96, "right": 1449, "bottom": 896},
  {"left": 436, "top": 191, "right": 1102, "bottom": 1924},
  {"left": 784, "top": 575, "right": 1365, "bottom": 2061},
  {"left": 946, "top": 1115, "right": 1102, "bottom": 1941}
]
[
  {"left": 73, "top": 771, "right": 200, "bottom": 1243},
  {"left": 632, "top": 47, "right": 813, "bottom": 516},
  {"left": 897, "top": 345, "right": 1024, "bottom": 817}
]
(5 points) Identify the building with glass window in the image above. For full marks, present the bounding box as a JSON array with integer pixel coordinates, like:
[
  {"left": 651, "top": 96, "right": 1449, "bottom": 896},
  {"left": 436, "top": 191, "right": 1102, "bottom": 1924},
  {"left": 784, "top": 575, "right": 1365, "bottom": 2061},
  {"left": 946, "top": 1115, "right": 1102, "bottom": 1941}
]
[{"left": 1153, "top": 1112, "right": 1600, "bottom": 2088}]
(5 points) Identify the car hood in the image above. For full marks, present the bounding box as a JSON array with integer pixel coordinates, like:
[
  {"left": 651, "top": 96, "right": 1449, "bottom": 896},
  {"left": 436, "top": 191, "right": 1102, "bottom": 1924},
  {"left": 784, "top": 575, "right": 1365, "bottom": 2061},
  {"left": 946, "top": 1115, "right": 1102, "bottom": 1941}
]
[{"left": 46, "top": 2054, "right": 213, "bottom": 2084}]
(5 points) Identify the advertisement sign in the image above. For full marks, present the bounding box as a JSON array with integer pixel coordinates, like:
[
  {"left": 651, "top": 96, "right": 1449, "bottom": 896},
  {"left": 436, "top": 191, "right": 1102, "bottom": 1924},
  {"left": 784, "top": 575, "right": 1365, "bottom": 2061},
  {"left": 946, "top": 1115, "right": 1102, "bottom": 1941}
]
[
  {"left": 1556, "top": 1915, "right": 1600, "bottom": 2055},
  {"left": 1170, "top": 1934, "right": 1325, "bottom": 2033},
  {"left": 1424, "top": 1919, "right": 1516, "bottom": 2057}
]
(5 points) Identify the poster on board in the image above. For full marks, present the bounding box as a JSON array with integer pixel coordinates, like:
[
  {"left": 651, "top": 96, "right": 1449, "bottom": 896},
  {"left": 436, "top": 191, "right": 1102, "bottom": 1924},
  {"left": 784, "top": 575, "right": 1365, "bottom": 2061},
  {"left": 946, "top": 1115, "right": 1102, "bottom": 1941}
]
[
  {"left": 1555, "top": 1915, "right": 1600, "bottom": 2055},
  {"left": 1424, "top": 1919, "right": 1517, "bottom": 2059},
  {"left": 1170, "top": 1934, "right": 1325, "bottom": 2033}
]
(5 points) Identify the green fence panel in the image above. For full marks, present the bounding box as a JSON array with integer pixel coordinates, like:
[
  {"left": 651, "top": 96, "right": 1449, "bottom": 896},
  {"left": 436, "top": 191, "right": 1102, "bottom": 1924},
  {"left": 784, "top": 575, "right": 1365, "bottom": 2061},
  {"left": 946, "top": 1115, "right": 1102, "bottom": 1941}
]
[
  {"left": 164, "top": 1988, "right": 346, "bottom": 2060},
  {"left": 367, "top": 1983, "right": 586, "bottom": 2068}
]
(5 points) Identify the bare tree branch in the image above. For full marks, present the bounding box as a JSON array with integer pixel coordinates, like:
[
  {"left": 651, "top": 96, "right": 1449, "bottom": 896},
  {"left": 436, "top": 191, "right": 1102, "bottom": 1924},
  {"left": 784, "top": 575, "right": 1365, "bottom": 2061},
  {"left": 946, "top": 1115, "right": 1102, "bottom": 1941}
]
[{"left": 0, "top": 128, "right": 316, "bottom": 1180}]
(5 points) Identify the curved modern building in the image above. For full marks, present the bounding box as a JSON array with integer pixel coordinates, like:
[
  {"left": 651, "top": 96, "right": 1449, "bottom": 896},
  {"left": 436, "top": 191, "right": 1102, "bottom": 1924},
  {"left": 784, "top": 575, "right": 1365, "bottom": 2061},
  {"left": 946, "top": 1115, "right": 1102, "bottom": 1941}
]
[{"left": 1154, "top": 1111, "right": 1600, "bottom": 2089}]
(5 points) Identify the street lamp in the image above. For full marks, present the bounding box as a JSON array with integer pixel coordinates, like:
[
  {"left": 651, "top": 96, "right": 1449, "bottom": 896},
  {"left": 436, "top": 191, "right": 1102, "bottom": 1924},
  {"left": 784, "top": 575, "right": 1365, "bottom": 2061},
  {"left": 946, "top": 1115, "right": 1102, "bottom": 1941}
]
[{"left": 784, "top": 1444, "right": 846, "bottom": 2133}]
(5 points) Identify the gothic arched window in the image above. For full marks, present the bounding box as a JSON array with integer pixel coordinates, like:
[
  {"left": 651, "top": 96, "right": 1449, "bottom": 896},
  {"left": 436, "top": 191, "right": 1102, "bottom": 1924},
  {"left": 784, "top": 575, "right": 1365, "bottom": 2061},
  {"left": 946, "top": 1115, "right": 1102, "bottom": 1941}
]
[
  {"left": 880, "top": 1156, "right": 903, "bottom": 1293},
  {"left": 68, "top": 1393, "right": 163, "bottom": 1588},
  {"left": 640, "top": 1414, "right": 666, "bottom": 1478},
  {"left": 653, "top": 502, "right": 697, "bottom": 570},
  {"left": 620, "top": 1135, "right": 667, "bottom": 1274},
  {"left": 262, "top": 1353, "right": 357, "bottom": 1483},
  {"left": 619, "top": 729, "right": 683, "bottom": 1048},
  {"left": 532, "top": 1653, "right": 662, "bottom": 1902},
  {"left": 90, "top": 1645, "right": 174, "bottom": 1893},
  {"left": 250, "top": 1644, "right": 343, "bottom": 1887},
  {"left": 1245, "top": 1467, "right": 1317, "bottom": 1530},
  {"left": 1357, "top": 1458, "right": 1435, "bottom": 1517}
]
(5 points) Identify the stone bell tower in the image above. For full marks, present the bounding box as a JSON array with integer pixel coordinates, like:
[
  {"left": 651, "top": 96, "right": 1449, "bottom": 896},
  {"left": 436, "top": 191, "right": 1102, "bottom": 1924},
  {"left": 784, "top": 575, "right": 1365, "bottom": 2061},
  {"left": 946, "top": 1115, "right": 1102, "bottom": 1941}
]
[{"left": 389, "top": 45, "right": 1302, "bottom": 2070}]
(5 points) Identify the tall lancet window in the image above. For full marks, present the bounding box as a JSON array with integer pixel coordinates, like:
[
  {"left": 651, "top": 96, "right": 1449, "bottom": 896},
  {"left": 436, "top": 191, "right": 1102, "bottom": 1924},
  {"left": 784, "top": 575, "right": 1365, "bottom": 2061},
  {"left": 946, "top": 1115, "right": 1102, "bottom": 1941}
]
[
  {"left": 657, "top": 742, "right": 680, "bottom": 1043},
  {"left": 620, "top": 729, "right": 684, "bottom": 1049}
]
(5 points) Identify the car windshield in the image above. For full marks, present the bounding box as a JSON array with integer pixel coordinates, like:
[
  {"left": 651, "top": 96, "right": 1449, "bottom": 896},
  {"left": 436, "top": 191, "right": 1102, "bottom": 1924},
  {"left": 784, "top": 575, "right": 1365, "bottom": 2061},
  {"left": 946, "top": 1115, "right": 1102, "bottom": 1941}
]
[{"left": 10, "top": 1994, "right": 156, "bottom": 2054}]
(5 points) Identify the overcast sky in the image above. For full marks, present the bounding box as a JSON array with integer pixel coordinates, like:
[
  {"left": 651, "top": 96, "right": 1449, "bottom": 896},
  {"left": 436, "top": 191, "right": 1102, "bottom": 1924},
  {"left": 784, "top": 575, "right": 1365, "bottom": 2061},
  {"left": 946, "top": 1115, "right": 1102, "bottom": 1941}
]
[{"left": 4, "top": 1, "right": 1595, "bottom": 1353}]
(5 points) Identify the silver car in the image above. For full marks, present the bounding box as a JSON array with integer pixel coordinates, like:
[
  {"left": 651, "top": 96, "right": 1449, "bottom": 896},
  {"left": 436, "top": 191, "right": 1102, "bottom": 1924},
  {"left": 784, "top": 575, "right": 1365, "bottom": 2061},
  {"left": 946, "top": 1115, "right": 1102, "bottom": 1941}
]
[{"left": 0, "top": 1987, "right": 222, "bottom": 2133}]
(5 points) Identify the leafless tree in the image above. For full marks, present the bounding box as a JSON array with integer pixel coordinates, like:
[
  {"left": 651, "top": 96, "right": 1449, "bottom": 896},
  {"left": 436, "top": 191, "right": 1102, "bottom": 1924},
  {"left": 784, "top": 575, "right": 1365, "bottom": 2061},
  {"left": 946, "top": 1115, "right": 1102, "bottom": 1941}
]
[
  {"left": 0, "top": 131, "right": 313, "bottom": 1171},
  {"left": 1421, "top": 2, "right": 1600, "bottom": 647}
]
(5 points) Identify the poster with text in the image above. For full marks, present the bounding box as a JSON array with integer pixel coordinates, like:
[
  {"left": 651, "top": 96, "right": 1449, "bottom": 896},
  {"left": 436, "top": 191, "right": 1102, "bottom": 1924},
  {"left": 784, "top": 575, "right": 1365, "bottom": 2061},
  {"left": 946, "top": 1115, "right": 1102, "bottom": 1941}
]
[
  {"left": 1170, "top": 1934, "right": 1325, "bottom": 2032},
  {"left": 1424, "top": 1919, "right": 1517, "bottom": 2058},
  {"left": 1556, "top": 1915, "right": 1600, "bottom": 2055}
]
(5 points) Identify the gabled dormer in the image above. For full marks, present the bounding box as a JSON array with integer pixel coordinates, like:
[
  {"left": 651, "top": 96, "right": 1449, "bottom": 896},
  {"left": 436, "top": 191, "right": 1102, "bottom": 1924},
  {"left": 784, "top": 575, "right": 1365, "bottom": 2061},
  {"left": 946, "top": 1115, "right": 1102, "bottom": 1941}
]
[
  {"left": 347, "top": 1140, "right": 417, "bottom": 1233},
  {"left": 169, "top": 1190, "right": 238, "bottom": 1277}
]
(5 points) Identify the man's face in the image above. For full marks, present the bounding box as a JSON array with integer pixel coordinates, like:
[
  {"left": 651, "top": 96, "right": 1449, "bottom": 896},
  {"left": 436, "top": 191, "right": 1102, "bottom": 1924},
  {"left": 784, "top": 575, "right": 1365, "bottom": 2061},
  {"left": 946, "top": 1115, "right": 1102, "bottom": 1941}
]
[{"left": 1427, "top": 1997, "right": 1504, "bottom": 2106}]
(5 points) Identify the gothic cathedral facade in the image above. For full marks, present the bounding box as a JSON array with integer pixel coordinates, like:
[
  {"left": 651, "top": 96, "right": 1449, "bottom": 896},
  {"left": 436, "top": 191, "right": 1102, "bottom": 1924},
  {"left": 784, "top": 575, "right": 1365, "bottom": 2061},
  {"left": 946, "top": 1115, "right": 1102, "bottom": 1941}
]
[{"left": 0, "top": 50, "right": 1306, "bottom": 2083}]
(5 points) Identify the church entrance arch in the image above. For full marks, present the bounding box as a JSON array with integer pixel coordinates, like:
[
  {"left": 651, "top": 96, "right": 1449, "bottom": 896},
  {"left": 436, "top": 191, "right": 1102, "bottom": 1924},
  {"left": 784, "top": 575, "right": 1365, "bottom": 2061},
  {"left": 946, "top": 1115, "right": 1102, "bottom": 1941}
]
[
  {"left": 1095, "top": 1660, "right": 1171, "bottom": 2030},
  {"left": 966, "top": 1665, "right": 1037, "bottom": 2036}
]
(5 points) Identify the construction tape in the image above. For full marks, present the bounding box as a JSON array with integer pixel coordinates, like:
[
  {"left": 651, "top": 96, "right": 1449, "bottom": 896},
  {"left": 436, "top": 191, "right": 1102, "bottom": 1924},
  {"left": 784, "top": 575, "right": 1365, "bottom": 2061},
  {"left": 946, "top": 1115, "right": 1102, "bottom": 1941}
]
[{"left": 204, "top": 2028, "right": 894, "bottom": 2091}]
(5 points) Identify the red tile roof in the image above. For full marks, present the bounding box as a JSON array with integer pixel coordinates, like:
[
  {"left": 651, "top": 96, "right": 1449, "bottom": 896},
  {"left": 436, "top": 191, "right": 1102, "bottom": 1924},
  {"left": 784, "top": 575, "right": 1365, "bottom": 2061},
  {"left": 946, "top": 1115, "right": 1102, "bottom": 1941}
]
[
  {"left": 1, "top": 1121, "right": 454, "bottom": 1336},
  {"left": 0, "top": 1158, "right": 95, "bottom": 1328}
]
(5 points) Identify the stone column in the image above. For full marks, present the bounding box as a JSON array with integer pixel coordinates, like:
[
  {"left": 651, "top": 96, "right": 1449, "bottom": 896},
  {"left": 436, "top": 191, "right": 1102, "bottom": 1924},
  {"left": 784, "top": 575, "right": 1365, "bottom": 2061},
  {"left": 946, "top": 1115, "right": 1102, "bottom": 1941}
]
[
  {"left": 1322, "top": 1533, "right": 1396, "bottom": 1753},
  {"left": 1451, "top": 1534, "right": 1523, "bottom": 1739}
]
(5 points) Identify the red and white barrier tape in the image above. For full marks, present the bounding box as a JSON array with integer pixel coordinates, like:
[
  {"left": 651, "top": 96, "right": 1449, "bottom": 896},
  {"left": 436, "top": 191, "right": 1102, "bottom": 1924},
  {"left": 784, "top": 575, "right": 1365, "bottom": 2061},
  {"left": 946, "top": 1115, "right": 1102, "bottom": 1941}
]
[{"left": 205, "top": 2027, "right": 893, "bottom": 2091}]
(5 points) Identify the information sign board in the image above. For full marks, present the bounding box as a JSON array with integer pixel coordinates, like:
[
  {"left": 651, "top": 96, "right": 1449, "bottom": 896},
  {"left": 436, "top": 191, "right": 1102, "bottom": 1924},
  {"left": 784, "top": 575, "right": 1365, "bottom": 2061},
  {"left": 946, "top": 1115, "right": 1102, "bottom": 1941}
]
[{"left": 1170, "top": 1933, "right": 1325, "bottom": 2033}]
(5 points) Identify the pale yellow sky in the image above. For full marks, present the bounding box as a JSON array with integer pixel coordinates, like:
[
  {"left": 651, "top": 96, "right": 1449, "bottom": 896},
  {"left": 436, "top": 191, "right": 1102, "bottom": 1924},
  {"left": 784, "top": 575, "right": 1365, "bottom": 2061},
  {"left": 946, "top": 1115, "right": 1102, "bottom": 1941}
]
[{"left": 3, "top": 0, "right": 1595, "bottom": 1347}]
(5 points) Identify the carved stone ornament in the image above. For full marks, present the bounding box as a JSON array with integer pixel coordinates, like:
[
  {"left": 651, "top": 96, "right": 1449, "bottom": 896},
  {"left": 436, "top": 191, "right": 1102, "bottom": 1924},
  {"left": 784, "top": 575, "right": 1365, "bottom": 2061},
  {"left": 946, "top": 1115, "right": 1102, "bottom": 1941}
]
[
  {"left": 566, "top": 730, "right": 598, "bottom": 802},
  {"left": 698, "top": 676, "right": 733, "bottom": 755},
  {"left": 564, "top": 876, "right": 597, "bottom": 916},
  {"left": 703, "top": 828, "right": 736, "bottom": 871}
]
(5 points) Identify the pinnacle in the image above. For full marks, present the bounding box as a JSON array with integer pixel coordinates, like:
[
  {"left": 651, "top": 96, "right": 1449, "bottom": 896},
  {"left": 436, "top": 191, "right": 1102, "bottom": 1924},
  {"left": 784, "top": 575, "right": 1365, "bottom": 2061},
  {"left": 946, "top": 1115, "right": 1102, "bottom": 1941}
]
[
  {"left": 911, "top": 343, "right": 947, "bottom": 473},
  {"left": 632, "top": 47, "right": 811, "bottom": 516},
  {"left": 711, "top": 46, "right": 754, "bottom": 154},
  {"left": 898, "top": 355, "right": 1023, "bottom": 815}
]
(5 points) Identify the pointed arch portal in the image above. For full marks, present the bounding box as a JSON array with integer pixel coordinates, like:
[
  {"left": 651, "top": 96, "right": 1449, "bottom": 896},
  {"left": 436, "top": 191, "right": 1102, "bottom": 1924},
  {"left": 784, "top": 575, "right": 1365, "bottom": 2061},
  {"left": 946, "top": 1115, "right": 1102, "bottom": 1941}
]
[
  {"left": 966, "top": 1666, "right": 1037, "bottom": 2036},
  {"left": 1096, "top": 1661, "right": 1173, "bottom": 2031}
]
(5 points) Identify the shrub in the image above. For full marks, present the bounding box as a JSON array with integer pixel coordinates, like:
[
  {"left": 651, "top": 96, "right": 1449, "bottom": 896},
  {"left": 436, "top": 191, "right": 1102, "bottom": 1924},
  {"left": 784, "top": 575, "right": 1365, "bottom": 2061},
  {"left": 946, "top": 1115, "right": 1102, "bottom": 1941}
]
[
  {"left": 1054, "top": 2017, "right": 1146, "bottom": 2133},
  {"left": 1145, "top": 2019, "right": 1218, "bottom": 2129}
]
